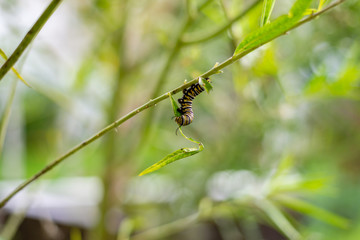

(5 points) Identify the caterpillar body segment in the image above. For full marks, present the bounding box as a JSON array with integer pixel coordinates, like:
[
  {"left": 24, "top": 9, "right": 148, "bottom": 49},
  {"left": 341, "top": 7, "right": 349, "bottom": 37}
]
[{"left": 175, "top": 78, "right": 209, "bottom": 127}]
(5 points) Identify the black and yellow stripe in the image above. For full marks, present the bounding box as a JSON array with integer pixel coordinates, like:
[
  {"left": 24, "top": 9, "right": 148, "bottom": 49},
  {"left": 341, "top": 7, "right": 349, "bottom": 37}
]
[{"left": 175, "top": 78, "right": 208, "bottom": 127}]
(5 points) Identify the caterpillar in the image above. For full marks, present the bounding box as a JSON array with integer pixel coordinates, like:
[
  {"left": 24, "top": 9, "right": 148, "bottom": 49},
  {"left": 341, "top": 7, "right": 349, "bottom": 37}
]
[{"left": 175, "top": 78, "right": 209, "bottom": 127}]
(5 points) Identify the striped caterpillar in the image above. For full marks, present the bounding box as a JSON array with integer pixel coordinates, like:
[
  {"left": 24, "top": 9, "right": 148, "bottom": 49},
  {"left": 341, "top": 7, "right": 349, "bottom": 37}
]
[{"left": 175, "top": 78, "right": 209, "bottom": 127}]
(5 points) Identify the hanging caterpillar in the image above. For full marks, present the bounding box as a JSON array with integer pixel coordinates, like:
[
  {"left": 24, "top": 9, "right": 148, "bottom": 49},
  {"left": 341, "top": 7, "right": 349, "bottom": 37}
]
[{"left": 175, "top": 78, "right": 209, "bottom": 127}]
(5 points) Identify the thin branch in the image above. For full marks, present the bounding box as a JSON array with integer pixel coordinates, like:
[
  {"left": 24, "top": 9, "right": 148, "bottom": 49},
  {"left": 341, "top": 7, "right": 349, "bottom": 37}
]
[
  {"left": 182, "top": 0, "right": 262, "bottom": 45},
  {"left": 0, "top": 80, "right": 18, "bottom": 156},
  {"left": 0, "top": 0, "right": 345, "bottom": 208},
  {"left": 218, "top": 0, "right": 238, "bottom": 49},
  {"left": 289, "top": 0, "right": 345, "bottom": 31},
  {"left": 0, "top": 0, "right": 63, "bottom": 81},
  {"left": 0, "top": 44, "right": 32, "bottom": 158}
]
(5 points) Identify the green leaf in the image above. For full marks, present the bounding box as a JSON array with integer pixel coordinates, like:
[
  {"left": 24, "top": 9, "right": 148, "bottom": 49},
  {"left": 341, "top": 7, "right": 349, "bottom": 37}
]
[
  {"left": 260, "top": 199, "right": 302, "bottom": 239},
  {"left": 138, "top": 147, "right": 202, "bottom": 176},
  {"left": 169, "top": 93, "right": 181, "bottom": 117},
  {"left": 276, "top": 195, "right": 349, "bottom": 229},
  {"left": 234, "top": 15, "right": 290, "bottom": 55},
  {"left": 234, "top": 0, "right": 312, "bottom": 56},
  {"left": 304, "top": 74, "right": 327, "bottom": 96},
  {"left": 329, "top": 65, "right": 359, "bottom": 96},
  {"left": 74, "top": 57, "right": 95, "bottom": 90},
  {"left": 304, "top": 43, "right": 360, "bottom": 99},
  {"left": 0, "top": 49, "right": 31, "bottom": 88},
  {"left": 199, "top": 77, "right": 213, "bottom": 93},
  {"left": 139, "top": 128, "right": 204, "bottom": 176},
  {"left": 274, "top": 154, "right": 294, "bottom": 176},
  {"left": 289, "top": 0, "right": 313, "bottom": 18},
  {"left": 271, "top": 176, "right": 329, "bottom": 194},
  {"left": 260, "top": 0, "right": 276, "bottom": 27}
]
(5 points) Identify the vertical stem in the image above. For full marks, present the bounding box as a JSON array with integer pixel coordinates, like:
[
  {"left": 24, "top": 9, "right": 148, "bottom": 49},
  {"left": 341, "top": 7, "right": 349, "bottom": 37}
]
[
  {"left": 97, "top": 1, "right": 130, "bottom": 239},
  {"left": 218, "top": 0, "right": 239, "bottom": 51},
  {"left": 0, "top": 79, "right": 18, "bottom": 156},
  {"left": 140, "top": 15, "right": 192, "bottom": 142}
]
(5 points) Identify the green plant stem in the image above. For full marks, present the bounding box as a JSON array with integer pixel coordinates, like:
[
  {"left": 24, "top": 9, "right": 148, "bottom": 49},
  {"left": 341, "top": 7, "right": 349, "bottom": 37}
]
[
  {"left": 260, "top": 199, "right": 301, "bottom": 239},
  {"left": 0, "top": 0, "right": 62, "bottom": 81},
  {"left": 0, "top": 80, "right": 18, "bottom": 156},
  {"left": 140, "top": 15, "right": 191, "bottom": 143},
  {"left": 97, "top": 1, "right": 130, "bottom": 239},
  {"left": 0, "top": 0, "right": 345, "bottom": 209},
  {"left": 218, "top": 0, "right": 238, "bottom": 49},
  {"left": 182, "top": 0, "right": 262, "bottom": 45}
]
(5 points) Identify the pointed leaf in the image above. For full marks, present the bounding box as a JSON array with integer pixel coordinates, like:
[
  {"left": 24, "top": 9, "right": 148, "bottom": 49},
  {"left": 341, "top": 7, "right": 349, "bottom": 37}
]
[
  {"left": 274, "top": 154, "right": 294, "bottom": 176},
  {"left": 169, "top": 93, "right": 181, "bottom": 117},
  {"left": 234, "top": 0, "right": 312, "bottom": 56},
  {"left": 139, "top": 147, "right": 202, "bottom": 176},
  {"left": 289, "top": 0, "right": 313, "bottom": 18},
  {"left": 139, "top": 128, "right": 204, "bottom": 176},
  {"left": 260, "top": 0, "right": 276, "bottom": 27},
  {"left": 260, "top": 199, "right": 302, "bottom": 239},
  {"left": 276, "top": 195, "right": 349, "bottom": 229},
  {"left": 234, "top": 15, "right": 290, "bottom": 55},
  {"left": 199, "top": 77, "right": 213, "bottom": 94},
  {"left": 0, "top": 49, "right": 31, "bottom": 88}
]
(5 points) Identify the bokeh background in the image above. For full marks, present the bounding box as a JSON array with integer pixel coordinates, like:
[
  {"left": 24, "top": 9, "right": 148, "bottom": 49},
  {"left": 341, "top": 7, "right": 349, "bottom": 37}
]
[{"left": 0, "top": 0, "right": 359, "bottom": 239}]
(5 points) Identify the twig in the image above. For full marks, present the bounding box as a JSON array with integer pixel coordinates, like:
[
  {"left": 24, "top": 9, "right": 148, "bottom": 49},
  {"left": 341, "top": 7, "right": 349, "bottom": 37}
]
[
  {"left": 0, "top": 0, "right": 345, "bottom": 208},
  {"left": 0, "top": 0, "right": 63, "bottom": 81}
]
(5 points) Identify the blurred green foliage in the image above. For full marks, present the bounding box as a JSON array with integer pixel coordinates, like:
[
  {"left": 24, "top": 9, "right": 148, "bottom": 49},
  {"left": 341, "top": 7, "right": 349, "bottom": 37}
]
[{"left": 1, "top": 0, "right": 359, "bottom": 239}]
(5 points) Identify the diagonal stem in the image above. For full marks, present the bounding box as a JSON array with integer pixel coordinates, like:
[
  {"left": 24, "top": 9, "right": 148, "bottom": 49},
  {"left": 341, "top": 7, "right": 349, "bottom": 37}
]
[{"left": 0, "top": 0, "right": 63, "bottom": 81}]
